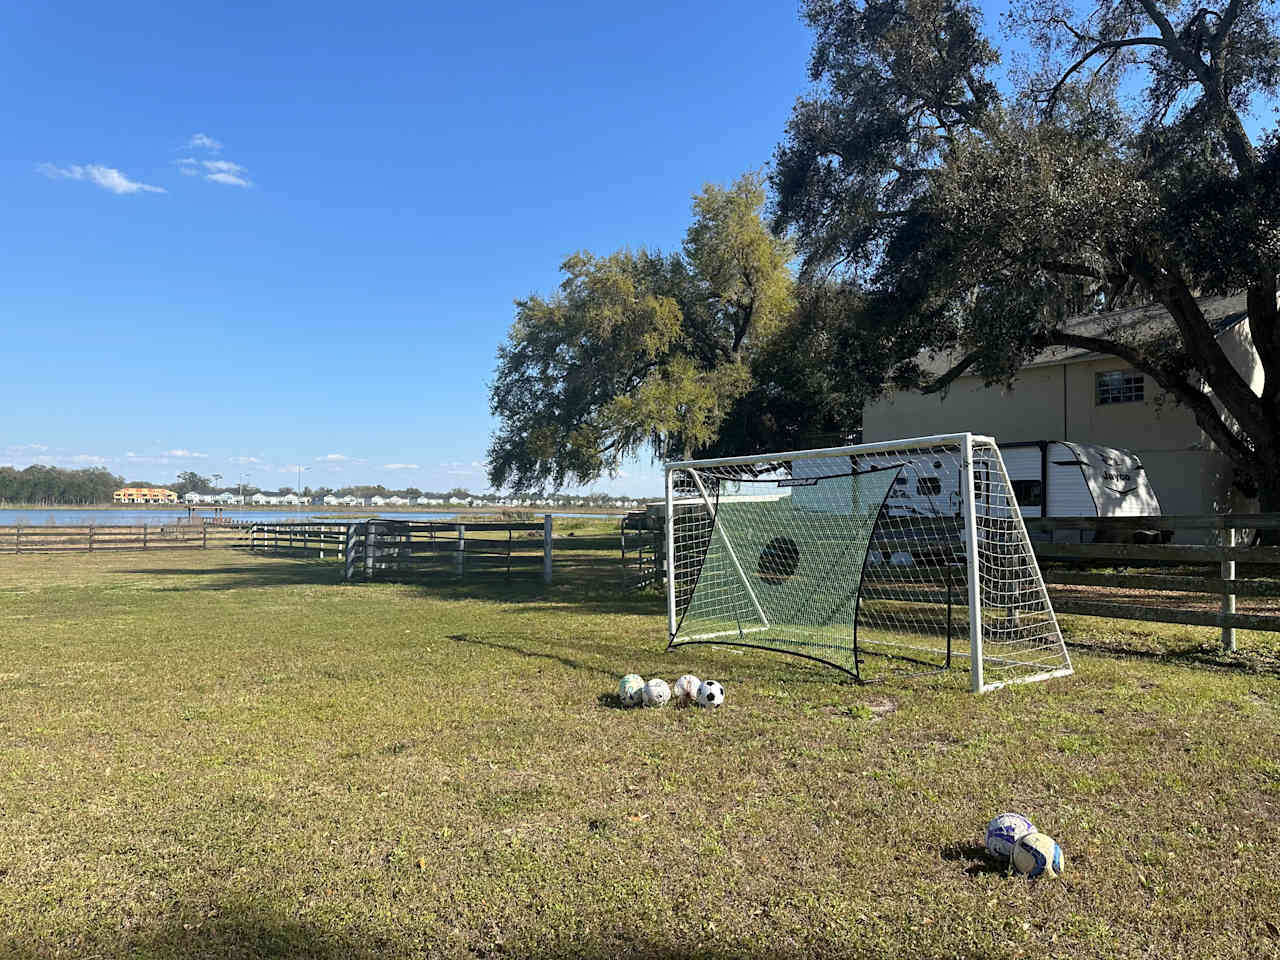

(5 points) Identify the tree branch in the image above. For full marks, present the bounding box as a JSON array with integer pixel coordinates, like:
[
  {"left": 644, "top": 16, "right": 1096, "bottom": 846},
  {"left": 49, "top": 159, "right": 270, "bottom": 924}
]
[
  {"left": 1041, "top": 37, "right": 1167, "bottom": 115},
  {"left": 920, "top": 350, "right": 982, "bottom": 394},
  {"left": 1047, "top": 330, "right": 1255, "bottom": 464}
]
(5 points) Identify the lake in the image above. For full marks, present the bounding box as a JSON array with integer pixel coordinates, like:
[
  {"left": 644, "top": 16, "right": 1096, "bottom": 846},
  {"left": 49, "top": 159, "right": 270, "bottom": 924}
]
[{"left": 0, "top": 508, "right": 625, "bottom": 527}]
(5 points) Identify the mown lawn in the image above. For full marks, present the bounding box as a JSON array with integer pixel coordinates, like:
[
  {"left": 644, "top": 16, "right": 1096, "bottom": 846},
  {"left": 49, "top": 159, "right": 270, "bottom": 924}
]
[{"left": 1, "top": 547, "right": 1278, "bottom": 959}]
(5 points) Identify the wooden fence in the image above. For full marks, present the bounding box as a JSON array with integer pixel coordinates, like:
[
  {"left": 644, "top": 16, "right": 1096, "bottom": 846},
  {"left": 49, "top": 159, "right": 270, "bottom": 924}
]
[
  {"left": 0, "top": 523, "right": 221, "bottom": 553},
  {"left": 1026, "top": 513, "right": 1280, "bottom": 649},
  {"left": 623, "top": 511, "right": 1280, "bottom": 649},
  {"left": 236, "top": 517, "right": 561, "bottom": 583}
]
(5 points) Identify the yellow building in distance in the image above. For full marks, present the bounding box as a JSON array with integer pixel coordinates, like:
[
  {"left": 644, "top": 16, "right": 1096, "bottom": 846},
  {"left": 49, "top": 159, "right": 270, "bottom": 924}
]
[{"left": 113, "top": 487, "right": 179, "bottom": 504}]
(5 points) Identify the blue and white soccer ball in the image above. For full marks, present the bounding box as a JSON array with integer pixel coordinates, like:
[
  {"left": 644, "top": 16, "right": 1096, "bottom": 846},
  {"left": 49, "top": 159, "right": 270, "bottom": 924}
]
[
  {"left": 642, "top": 678, "right": 671, "bottom": 707},
  {"left": 1012, "top": 831, "right": 1064, "bottom": 879},
  {"left": 618, "top": 674, "right": 645, "bottom": 708},
  {"left": 672, "top": 674, "right": 701, "bottom": 705},
  {"left": 696, "top": 680, "right": 725, "bottom": 708},
  {"left": 985, "top": 812, "right": 1036, "bottom": 860}
]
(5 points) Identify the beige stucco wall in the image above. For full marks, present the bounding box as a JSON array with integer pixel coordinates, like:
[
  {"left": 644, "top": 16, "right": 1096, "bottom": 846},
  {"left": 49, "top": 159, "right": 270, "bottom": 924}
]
[{"left": 863, "top": 355, "right": 1240, "bottom": 515}]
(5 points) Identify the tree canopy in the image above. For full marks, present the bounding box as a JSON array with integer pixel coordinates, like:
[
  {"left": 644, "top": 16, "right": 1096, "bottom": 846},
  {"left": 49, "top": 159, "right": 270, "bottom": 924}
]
[
  {"left": 487, "top": 175, "right": 794, "bottom": 492},
  {"left": 773, "top": 0, "right": 1280, "bottom": 502}
]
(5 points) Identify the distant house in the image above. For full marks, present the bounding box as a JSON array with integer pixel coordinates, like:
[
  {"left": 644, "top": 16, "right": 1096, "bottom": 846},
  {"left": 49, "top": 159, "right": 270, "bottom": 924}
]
[
  {"left": 862, "top": 292, "right": 1263, "bottom": 514},
  {"left": 251, "top": 493, "right": 270, "bottom": 505},
  {"left": 370, "top": 496, "right": 388, "bottom": 507},
  {"left": 113, "top": 487, "right": 178, "bottom": 504},
  {"left": 216, "top": 492, "right": 242, "bottom": 505},
  {"left": 323, "top": 495, "right": 340, "bottom": 506}
]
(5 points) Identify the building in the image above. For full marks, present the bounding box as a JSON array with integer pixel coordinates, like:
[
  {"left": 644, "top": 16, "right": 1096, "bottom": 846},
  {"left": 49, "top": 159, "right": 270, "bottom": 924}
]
[
  {"left": 113, "top": 487, "right": 178, "bottom": 504},
  {"left": 862, "top": 293, "right": 1260, "bottom": 515}
]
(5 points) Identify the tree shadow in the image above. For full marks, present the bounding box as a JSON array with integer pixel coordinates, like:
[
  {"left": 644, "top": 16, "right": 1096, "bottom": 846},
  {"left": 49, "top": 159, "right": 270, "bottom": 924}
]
[
  {"left": 447, "top": 633, "right": 620, "bottom": 680},
  {"left": 940, "top": 841, "right": 1008, "bottom": 877},
  {"left": 1, "top": 901, "right": 898, "bottom": 959},
  {"left": 1065, "top": 637, "right": 1280, "bottom": 678},
  {"left": 114, "top": 561, "right": 343, "bottom": 591}
]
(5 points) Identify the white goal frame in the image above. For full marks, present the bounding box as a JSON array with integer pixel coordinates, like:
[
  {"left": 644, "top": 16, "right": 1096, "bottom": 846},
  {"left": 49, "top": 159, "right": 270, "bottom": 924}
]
[{"left": 664, "top": 432, "right": 1073, "bottom": 693}]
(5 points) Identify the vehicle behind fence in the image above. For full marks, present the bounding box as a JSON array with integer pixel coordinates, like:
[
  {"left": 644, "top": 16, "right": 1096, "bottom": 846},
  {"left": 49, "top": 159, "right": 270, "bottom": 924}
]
[{"left": 625, "top": 509, "right": 1280, "bottom": 651}]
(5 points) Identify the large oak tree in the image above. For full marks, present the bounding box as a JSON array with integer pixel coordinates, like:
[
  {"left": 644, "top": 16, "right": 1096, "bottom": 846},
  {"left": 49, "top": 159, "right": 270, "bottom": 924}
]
[{"left": 773, "top": 0, "right": 1280, "bottom": 505}]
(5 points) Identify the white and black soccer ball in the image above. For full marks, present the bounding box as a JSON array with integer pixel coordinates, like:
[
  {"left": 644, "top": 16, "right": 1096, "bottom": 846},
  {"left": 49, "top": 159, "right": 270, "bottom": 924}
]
[
  {"left": 618, "top": 674, "right": 645, "bottom": 708},
  {"left": 695, "top": 680, "right": 725, "bottom": 708},
  {"left": 672, "top": 674, "right": 701, "bottom": 705},
  {"left": 985, "top": 812, "right": 1036, "bottom": 860},
  {"left": 642, "top": 678, "right": 671, "bottom": 707}
]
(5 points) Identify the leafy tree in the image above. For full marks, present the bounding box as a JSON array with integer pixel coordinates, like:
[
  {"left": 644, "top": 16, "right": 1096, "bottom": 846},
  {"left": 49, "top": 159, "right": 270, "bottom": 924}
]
[
  {"left": 488, "top": 174, "right": 793, "bottom": 491},
  {"left": 0, "top": 465, "right": 126, "bottom": 504},
  {"left": 174, "top": 471, "right": 212, "bottom": 497},
  {"left": 773, "top": 0, "right": 1280, "bottom": 505}
]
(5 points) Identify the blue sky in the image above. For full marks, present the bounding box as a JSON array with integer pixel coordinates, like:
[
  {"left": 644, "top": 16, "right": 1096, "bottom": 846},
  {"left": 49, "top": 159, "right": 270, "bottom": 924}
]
[{"left": 0, "top": 1, "right": 813, "bottom": 495}]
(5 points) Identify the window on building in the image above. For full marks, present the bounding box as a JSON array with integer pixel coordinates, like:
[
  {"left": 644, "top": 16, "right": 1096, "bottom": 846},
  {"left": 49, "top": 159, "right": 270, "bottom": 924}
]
[
  {"left": 916, "top": 476, "right": 942, "bottom": 496},
  {"left": 1011, "top": 479, "right": 1044, "bottom": 508},
  {"left": 1096, "top": 370, "right": 1144, "bottom": 404}
]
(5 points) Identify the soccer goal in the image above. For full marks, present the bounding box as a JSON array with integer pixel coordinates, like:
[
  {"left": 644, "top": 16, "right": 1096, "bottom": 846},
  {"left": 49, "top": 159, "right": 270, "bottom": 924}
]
[{"left": 664, "top": 433, "right": 1072, "bottom": 692}]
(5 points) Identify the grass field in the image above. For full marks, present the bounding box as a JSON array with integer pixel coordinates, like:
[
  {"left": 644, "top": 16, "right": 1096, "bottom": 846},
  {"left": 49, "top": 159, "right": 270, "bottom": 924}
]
[{"left": 2, "top": 547, "right": 1279, "bottom": 959}]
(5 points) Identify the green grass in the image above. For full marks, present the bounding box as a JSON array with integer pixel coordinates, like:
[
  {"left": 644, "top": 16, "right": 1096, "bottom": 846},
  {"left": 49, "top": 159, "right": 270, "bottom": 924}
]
[{"left": 1, "top": 548, "right": 1279, "bottom": 959}]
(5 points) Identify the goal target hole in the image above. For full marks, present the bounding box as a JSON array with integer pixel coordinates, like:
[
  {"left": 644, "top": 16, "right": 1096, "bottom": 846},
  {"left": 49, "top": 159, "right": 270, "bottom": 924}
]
[{"left": 757, "top": 536, "right": 801, "bottom": 585}]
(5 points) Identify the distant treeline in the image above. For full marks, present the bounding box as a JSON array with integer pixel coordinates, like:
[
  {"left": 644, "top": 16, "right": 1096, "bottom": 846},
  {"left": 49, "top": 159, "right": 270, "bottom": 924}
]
[
  {"left": 0, "top": 465, "right": 131, "bottom": 505},
  {"left": 0, "top": 466, "right": 645, "bottom": 507}
]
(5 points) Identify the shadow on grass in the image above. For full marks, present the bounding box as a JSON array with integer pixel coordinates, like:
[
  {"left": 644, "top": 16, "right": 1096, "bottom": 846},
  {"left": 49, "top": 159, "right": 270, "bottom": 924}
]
[
  {"left": 1065, "top": 636, "right": 1280, "bottom": 678},
  {"left": 447, "top": 633, "right": 618, "bottom": 680},
  {"left": 2, "top": 905, "right": 899, "bottom": 960},
  {"left": 114, "top": 562, "right": 343, "bottom": 591},
  {"left": 940, "top": 841, "right": 1008, "bottom": 877}
]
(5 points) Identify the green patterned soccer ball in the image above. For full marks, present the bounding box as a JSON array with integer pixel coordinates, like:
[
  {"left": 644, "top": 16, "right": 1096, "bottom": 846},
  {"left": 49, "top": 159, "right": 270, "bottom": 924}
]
[{"left": 618, "top": 674, "right": 644, "bottom": 708}]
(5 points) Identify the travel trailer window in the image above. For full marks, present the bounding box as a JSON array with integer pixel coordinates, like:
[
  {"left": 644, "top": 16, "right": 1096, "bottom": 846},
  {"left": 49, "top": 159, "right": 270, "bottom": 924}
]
[
  {"left": 1011, "top": 479, "right": 1043, "bottom": 508},
  {"left": 1096, "top": 370, "right": 1144, "bottom": 405}
]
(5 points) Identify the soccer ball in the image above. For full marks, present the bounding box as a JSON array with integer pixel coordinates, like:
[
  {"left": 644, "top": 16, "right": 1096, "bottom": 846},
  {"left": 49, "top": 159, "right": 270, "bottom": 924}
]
[
  {"left": 618, "top": 674, "right": 645, "bottom": 708},
  {"left": 672, "top": 674, "right": 701, "bottom": 705},
  {"left": 696, "top": 680, "right": 725, "bottom": 708},
  {"left": 642, "top": 678, "right": 671, "bottom": 707},
  {"left": 985, "top": 812, "right": 1036, "bottom": 860},
  {"left": 1012, "top": 831, "right": 1064, "bottom": 879}
]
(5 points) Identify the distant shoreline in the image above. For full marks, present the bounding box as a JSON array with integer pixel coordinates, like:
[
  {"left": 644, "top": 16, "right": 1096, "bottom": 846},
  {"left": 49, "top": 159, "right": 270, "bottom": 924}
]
[{"left": 0, "top": 502, "right": 638, "bottom": 516}]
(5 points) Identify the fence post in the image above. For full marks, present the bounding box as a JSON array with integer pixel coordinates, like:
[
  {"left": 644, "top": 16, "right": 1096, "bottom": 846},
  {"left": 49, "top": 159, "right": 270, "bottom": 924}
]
[
  {"left": 366, "top": 521, "right": 378, "bottom": 579},
  {"left": 1221, "top": 521, "right": 1236, "bottom": 653},
  {"left": 202, "top": 523, "right": 207, "bottom": 549},
  {"left": 344, "top": 523, "right": 360, "bottom": 581},
  {"left": 455, "top": 523, "right": 466, "bottom": 576},
  {"left": 143, "top": 525, "right": 148, "bottom": 550},
  {"left": 88, "top": 524, "right": 94, "bottom": 553},
  {"left": 543, "top": 514, "right": 553, "bottom": 584},
  {"left": 15, "top": 525, "right": 21, "bottom": 554}
]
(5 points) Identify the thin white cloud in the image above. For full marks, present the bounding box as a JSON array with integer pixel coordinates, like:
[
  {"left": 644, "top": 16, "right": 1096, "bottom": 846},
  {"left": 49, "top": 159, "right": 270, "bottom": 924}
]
[
  {"left": 37, "top": 163, "right": 166, "bottom": 195},
  {"left": 164, "top": 449, "right": 208, "bottom": 458},
  {"left": 317, "top": 453, "right": 365, "bottom": 463},
  {"left": 176, "top": 157, "right": 200, "bottom": 176},
  {"left": 187, "top": 133, "right": 222, "bottom": 151},
  {"left": 206, "top": 171, "right": 251, "bottom": 188},
  {"left": 384, "top": 463, "right": 420, "bottom": 470},
  {"left": 202, "top": 160, "right": 245, "bottom": 175},
  {"left": 229, "top": 455, "right": 262, "bottom": 464}
]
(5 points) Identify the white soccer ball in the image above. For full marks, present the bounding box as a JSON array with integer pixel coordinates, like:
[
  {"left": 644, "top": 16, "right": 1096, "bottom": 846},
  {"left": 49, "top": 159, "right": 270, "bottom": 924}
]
[
  {"left": 695, "top": 680, "right": 725, "bottom": 708},
  {"left": 1012, "top": 831, "right": 1064, "bottom": 879},
  {"left": 618, "top": 674, "right": 645, "bottom": 708},
  {"left": 985, "top": 812, "right": 1036, "bottom": 860},
  {"left": 642, "top": 678, "right": 671, "bottom": 707},
  {"left": 672, "top": 674, "right": 701, "bottom": 705}
]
